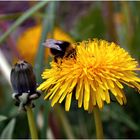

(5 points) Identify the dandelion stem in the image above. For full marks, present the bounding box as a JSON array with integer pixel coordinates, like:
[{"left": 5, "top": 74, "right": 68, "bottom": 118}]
[
  {"left": 26, "top": 106, "right": 38, "bottom": 139},
  {"left": 93, "top": 107, "right": 104, "bottom": 139},
  {"left": 55, "top": 105, "right": 75, "bottom": 139}
]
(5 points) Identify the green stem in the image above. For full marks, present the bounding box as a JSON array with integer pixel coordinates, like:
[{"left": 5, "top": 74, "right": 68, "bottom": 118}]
[
  {"left": 0, "top": 13, "right": 22, "bottom": 20},
  {"left": 55, "top": 105, "right": 75, "bottom": 139},
  {"left": 26, "top": 106, "right": 38, "bottom": 139},
  {"left": 34, "top": 2, "right": 57, "bottom": 138},
  {"left": 121, "top": 1, "right": 134, "bottom": 49},
  {"left": 93, "top": 107, "right": 104, "bottom": 139},
  {"left": 35, "top": 1, "right": 57, "bottom": 82},
  {"left": 0, "top": 12, "right": 45, "bottom": 20}
]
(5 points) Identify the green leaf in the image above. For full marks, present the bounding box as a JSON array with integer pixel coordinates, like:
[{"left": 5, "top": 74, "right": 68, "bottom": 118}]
[
  {"left": 110, "top": 105, "right": 138, "bottom": 130},
  {"left": 0, "top": 1, "right": 48, "bottom": 43},
  {"left": 0, "top": 115, "right": 7, "bottom": 122},
  {"left": 1, "top": 118, "right": 16, "bottom": 139}
]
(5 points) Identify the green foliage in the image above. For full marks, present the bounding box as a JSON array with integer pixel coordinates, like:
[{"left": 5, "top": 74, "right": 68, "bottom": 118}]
[
  {"left": 0, "top": 116, "right": 7, "bottom": 122},
  {"left": 0, "top": 1, "right": 48, "bottom": 43},
  {"left": 72, "top": 7, "right": 106, "bottom": 40},
  {"left": 131, "top": 27, "right": 140, "bottom": 59},
  {"left": 0, "top": 118, "right": 16, "bottom": 139},
  {"left": 103, "top": 105, "right": 138, "bottom": 130},
  {"left": 34, "top": 2, "right": 57, "bottom": 138}
]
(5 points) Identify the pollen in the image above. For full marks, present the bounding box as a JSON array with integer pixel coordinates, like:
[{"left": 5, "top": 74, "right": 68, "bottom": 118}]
[{"left": 37, "top": 39, "right": 140, "bottom": 112}]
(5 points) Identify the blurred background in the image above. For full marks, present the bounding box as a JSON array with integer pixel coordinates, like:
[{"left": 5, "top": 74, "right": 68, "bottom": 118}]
[{"left": 0, "top": 1, "right": 140, "bottom": 139}]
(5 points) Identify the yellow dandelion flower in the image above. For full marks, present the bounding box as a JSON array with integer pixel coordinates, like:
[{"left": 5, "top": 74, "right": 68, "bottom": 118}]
[
  {"left": 37, "top": 39, "right": 140, "bottom": 112},
  {"left": 16, "top": 24, "right": 74, "bottom": 64}
]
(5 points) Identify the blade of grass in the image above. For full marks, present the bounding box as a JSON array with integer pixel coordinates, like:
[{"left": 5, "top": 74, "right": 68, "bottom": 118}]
[
  {"left": 121, "top": 1, "right": 134, "bottom": 49},
  {"left": 0, "top": 1, "right": 48, "bottom": 44},
  {"left": 35, "top": 2, "right": 57, "bottom": 82},
  {"left": 0, "top": 49, "right": 11, "bottom": 84},
  {"left": 0, "top": 115, "right": 7, "bottom": 122},
  {"left": 34, "top": 2, "right": 57, "bottom": 138},
  {"left": 1, "top": 118, "right": 16, "bottom": 139},
  {"left": 0, "top": 13, "right": 22, "bottom": 20},
  {"left": 0, "top": 12, "right": 44, "bottom": 20},
  {"left": 54, "top": 105, "right": 75, "bottom": 139}
]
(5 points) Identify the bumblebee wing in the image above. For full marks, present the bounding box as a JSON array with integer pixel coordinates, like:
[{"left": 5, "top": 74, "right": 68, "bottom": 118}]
[{"left": 42, "top": 39, "right": 62, "bottom": 51}]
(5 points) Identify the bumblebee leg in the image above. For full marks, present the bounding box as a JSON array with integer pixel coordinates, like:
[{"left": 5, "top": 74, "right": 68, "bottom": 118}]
[
  {"left": 54, "top": 53, "right": 64, "bottom": 62},
  {"left": 65, "top": 49, "right": 76, "bottom": 58},
  {"left": 54, "top": 56, "right": 58, "bottom": 62}
]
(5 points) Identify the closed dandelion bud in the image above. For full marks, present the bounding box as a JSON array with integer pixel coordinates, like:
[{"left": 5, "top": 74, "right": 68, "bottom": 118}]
[{"left": 10, "top": 60, "right": 41, "bottom": 111}]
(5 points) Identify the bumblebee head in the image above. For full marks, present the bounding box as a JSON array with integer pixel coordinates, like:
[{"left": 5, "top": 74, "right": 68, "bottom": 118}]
[{"left": 42, "top": 39, "right": 62, "bottom": 51}]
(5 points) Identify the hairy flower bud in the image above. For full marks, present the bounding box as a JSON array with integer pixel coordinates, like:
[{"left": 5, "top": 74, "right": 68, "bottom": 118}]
[{"left": 10, "top": 60, "right": 41, "bottom": 111}]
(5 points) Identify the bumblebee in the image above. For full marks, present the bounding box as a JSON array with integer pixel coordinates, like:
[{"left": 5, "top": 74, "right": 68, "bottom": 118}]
[{"left": 43, "top": 39, "right": 76, "bottom": 62}]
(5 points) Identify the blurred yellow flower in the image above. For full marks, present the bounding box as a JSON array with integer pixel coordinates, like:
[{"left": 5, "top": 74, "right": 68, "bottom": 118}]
[
  {"left": 16, "top": 24, "right": 74, "bottom": 64},
  {"left": 38, "top": 39, "right": 140, "bottom": 112}
]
